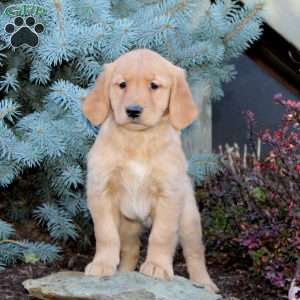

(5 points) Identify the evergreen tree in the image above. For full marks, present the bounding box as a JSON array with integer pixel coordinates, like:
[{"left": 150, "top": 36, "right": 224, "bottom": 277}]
[{"left": 0, "top": 0, "right": 263, "bottom": 268}]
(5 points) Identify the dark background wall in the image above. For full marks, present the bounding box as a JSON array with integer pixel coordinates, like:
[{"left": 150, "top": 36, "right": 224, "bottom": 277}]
[{"left": 212, "top": 54, "right": 298, "bottom": 151}]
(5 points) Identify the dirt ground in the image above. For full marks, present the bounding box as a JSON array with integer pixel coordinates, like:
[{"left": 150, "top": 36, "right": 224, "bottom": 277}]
[{"left": 0, "top": 245, "right": 284, "bottom": 300}]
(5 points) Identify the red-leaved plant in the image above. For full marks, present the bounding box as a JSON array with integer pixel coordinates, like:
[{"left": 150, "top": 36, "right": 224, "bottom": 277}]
[{"left": 200, "top": 94, "right": 300, "bottom": 293}]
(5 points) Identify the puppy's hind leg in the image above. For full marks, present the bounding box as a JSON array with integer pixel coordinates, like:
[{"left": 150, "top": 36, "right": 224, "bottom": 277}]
[
  {"left": 179, "top": 186, "right": 219, "bottom": 293},
  {"left": 119, "top": 216, "right": 141, "bottom": 272},
  {"left": 140, "top": 195, "right": 180, "bottom": 281}
]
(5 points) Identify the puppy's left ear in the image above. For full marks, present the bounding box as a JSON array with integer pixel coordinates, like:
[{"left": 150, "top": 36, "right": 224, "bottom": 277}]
[{"left": 169, "top": 67, "right": 198, "bottom": 130}]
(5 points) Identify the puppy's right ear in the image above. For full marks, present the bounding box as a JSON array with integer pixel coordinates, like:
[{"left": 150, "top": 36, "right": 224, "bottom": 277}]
[{"left": 82, "top": 63, "right": 114, "bottom": 126}]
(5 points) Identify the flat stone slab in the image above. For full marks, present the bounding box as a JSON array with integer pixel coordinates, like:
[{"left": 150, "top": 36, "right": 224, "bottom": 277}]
[{"left": 23, "top": 271, "right": 222, "bottom": 300}]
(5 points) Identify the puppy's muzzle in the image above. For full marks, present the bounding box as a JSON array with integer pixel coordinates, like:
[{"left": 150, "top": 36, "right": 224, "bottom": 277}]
[{"left": 126, "top": 104, "right": 143, "bottom": 119}]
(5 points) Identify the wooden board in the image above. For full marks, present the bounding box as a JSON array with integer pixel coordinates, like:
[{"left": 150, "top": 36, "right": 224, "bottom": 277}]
[{"left": 242, "top": 0, "right": 300, "bottom": 49}]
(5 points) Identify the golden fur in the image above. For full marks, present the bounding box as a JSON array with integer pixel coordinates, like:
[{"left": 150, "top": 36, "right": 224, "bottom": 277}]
[{"left": 82, "top": 49, "right": 218, "bottom": 293}]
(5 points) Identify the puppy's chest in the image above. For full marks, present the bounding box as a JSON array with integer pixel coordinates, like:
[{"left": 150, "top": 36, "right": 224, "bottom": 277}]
[{"left": 118, "top": 160, "right": 156, "bottom": 224}]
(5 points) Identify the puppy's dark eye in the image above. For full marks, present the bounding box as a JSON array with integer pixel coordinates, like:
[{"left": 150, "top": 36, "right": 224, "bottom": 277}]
[
  {"left": 150, "top": 82, "right": 159, "bottom": 90},
  {"left": 119, "top": 81, "right": 127, "bottom": 89}
]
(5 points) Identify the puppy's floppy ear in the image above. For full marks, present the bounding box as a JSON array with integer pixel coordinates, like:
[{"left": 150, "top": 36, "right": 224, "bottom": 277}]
[
  {"left": 169, "top": 67, "right": 198, "bottom": 130},
  {"left": 82, "top": 63, "right": 114, "bottom": 126}
]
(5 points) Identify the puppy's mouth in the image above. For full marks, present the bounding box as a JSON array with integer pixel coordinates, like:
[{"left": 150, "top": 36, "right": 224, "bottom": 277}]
[{"left": 124, "top": 120, "right": 148, "bottom": 131}]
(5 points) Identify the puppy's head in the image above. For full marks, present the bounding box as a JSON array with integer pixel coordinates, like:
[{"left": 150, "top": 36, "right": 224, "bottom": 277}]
[{"left": 82, "top": 49, "right": 198, "bottom": 130}]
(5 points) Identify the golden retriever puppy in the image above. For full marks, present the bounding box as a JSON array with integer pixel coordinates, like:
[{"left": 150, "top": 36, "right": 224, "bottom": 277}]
[{"left": 82, "top": 48, "right": 219, "bottom": 293}]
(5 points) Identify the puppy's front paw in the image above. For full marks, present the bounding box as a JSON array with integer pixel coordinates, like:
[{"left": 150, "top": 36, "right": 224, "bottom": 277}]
[
  {"left": 192, "top": 279, "right": 220, "bottom": 294},
  {"left": 140, "top": 261, "right": 173, "bottom": 280},
  {"left": 84, "top": 261, "right": 116, "bottom": 277}
]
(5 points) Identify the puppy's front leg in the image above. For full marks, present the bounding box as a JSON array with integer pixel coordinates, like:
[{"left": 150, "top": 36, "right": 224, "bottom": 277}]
[
  {"left": 140, "top": 195, "right": 180, "bottom": 280},
  {"left": 85, "top": 191, "right": 120, "bottom": 277}
]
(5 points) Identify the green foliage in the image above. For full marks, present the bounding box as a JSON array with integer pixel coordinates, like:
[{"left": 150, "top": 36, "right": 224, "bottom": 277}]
[
  {"left": 0, "top": 69, "right": 19, "bottom": 93},
  {"left": 0, "top": 240, "right": 60, "bottom": 267},
  {"left": 0, "top": 219, "right": 15, "bottom": 240},
  {"left": 20, "top": 241, "right": 61, "bottom": 263},
  {"left": 251, "top": 187, "right": 267, "bottom": 205},
  {"left": 0, "top": 97, "right": 21, "bottom": 123},
  {"left": 34, "top": 203, "right": 79, "bottom": 241},
  {"left": 0, "top": 218, "right": 60, "bottom": 269},
  {"left": 0, "top": 0, "right": 263, "bottom": 269},
  {"left": 188, "top": 153, "right": 221, "bottom": 185}
]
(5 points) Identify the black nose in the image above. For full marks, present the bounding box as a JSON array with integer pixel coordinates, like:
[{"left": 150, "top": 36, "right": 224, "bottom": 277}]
[{"left": 126, "top": 104, "right": 143, "bottom": 119}]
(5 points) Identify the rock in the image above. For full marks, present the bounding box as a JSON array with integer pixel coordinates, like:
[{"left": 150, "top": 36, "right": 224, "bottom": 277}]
[{"left": 23, "top": 271, "right": 222, "bottom": 300}]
